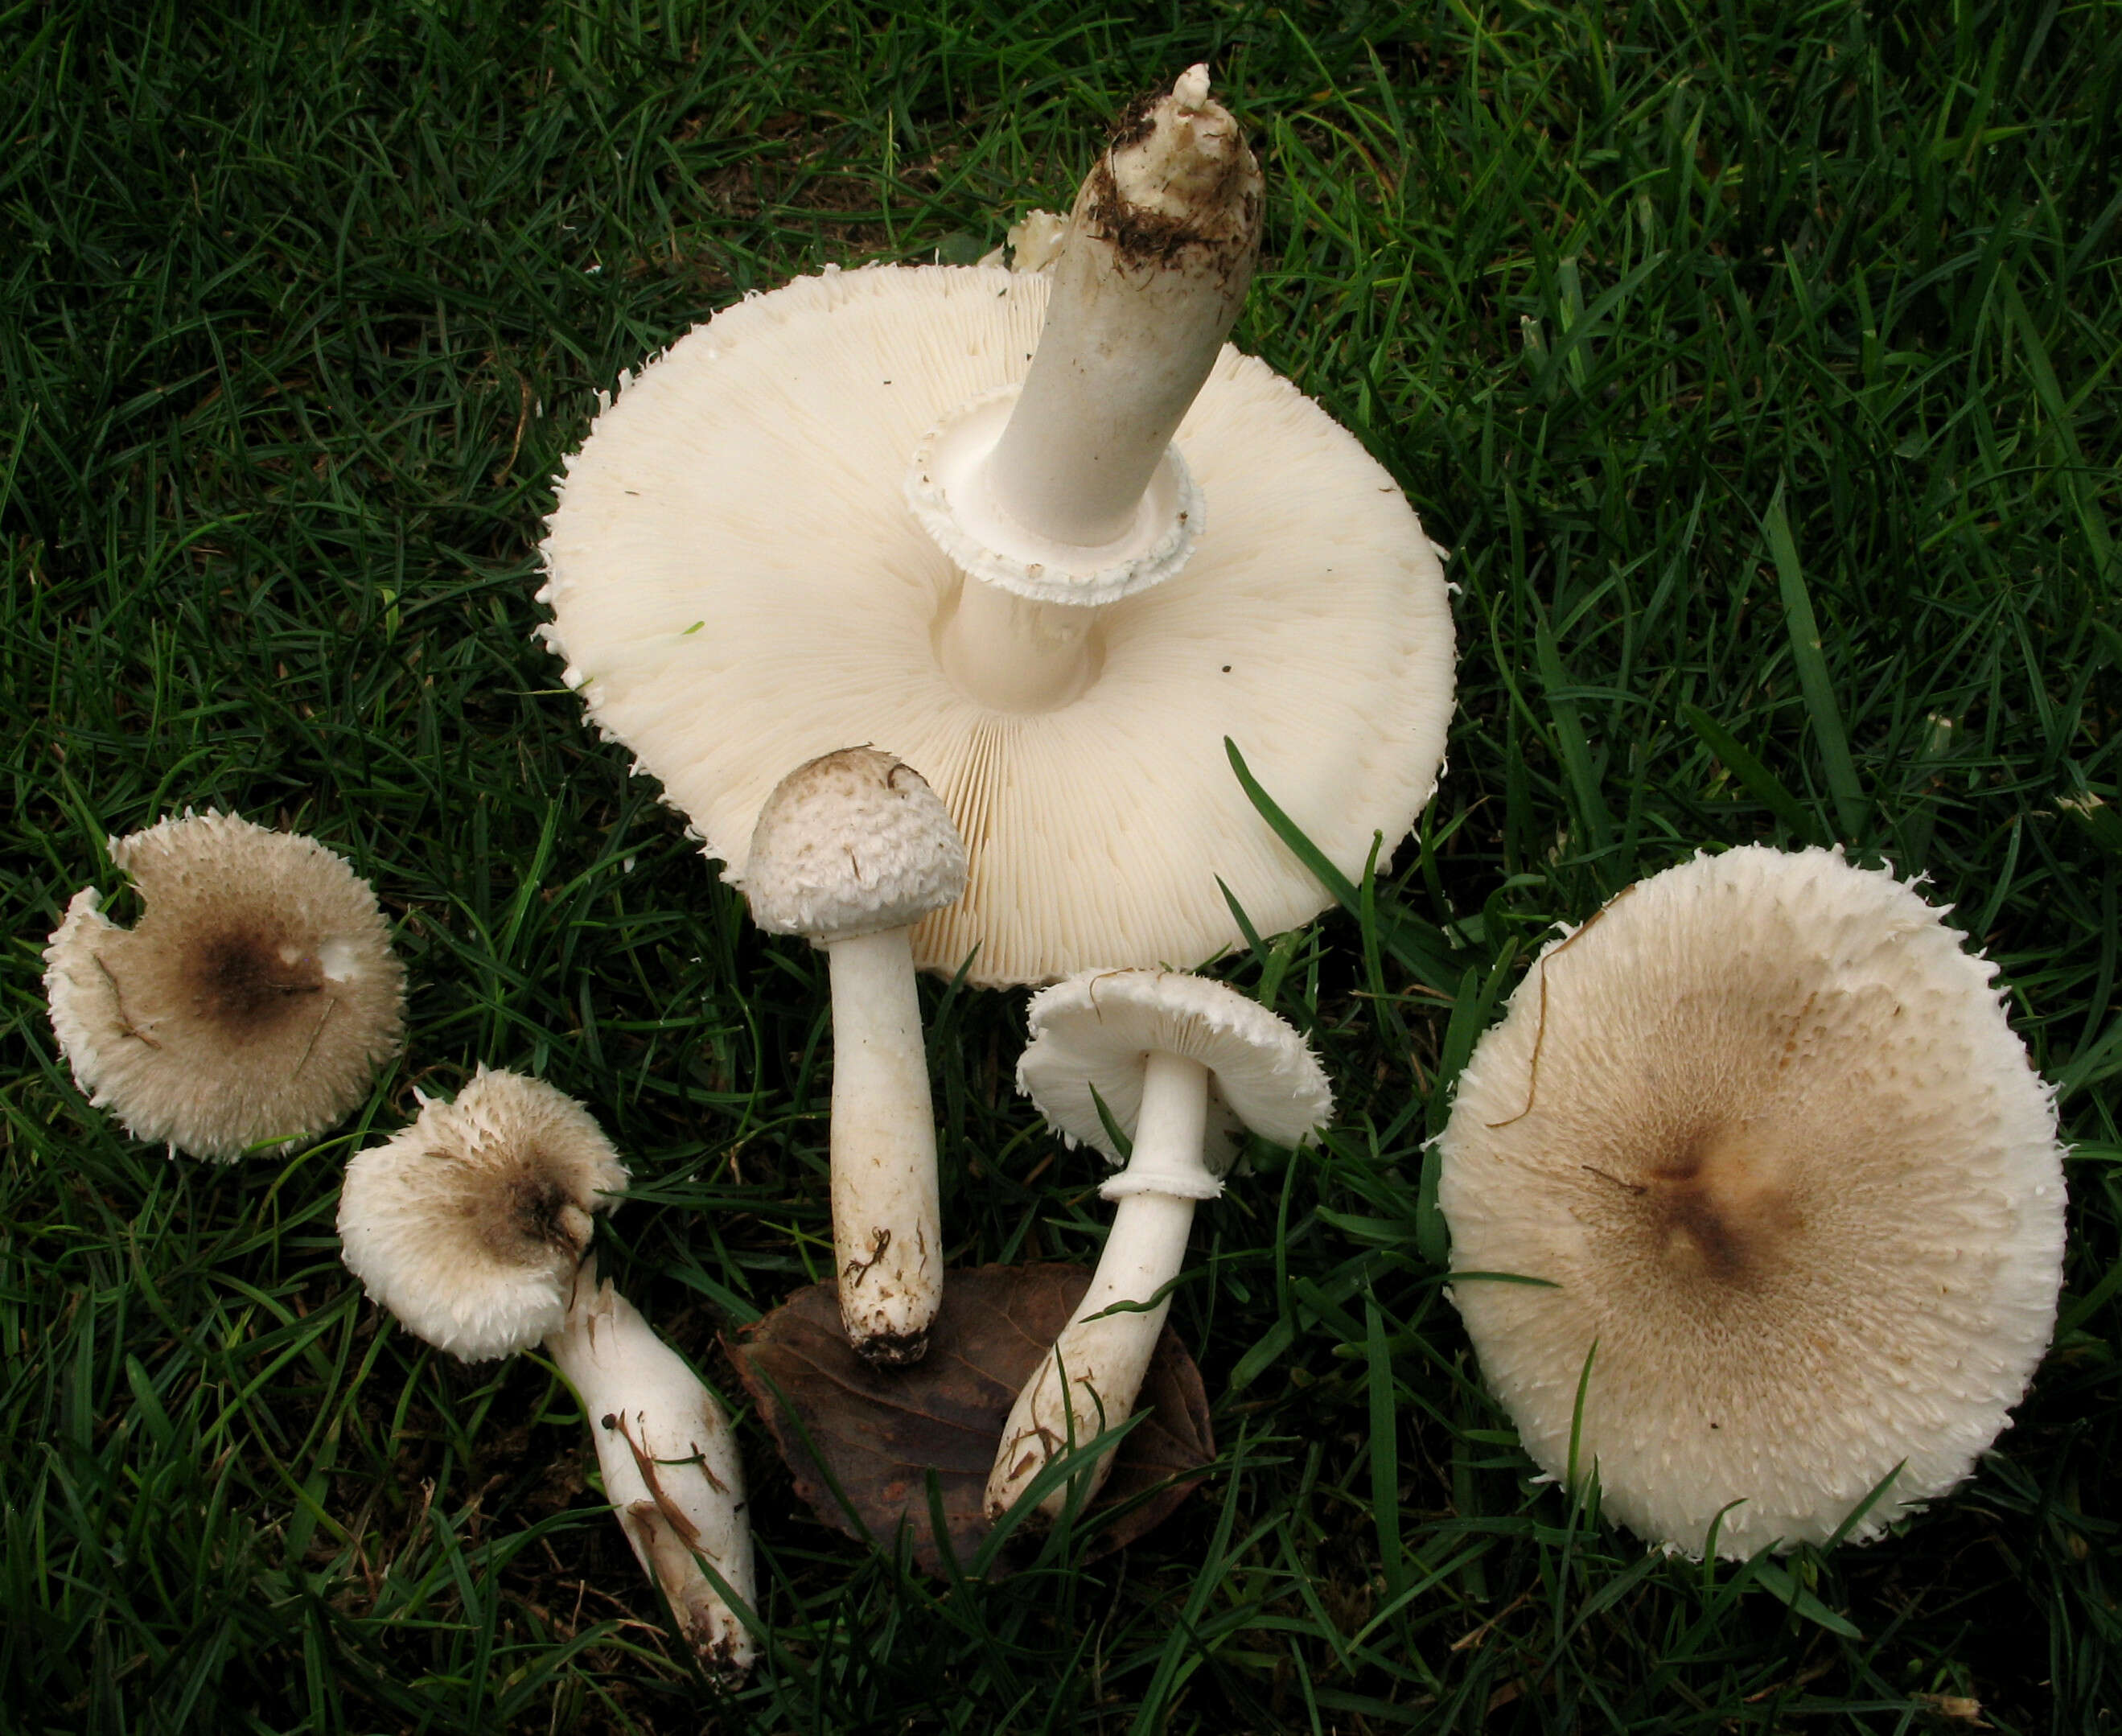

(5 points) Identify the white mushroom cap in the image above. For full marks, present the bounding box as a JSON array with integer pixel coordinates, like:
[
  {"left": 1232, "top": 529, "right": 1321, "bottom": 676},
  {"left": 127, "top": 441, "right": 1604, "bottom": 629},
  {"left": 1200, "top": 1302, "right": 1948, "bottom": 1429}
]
[
  {"left": 537, "top": 265, "right": 1454, "bottom": 986},
  {"left": 744, "top": 746, "right": 967, "bottom": 942},
  {"left": 43, "top": 811, "right": 406, "bottom": 1160},
  {"left": 1437, "top": 845, "right": 2066, "bottom": 1557},
  {"left": 338, "top": 1068, "right": 629, "bottom": 1361},
  {"left": 1018, "top": 969, "right": 1333, "bottom": 1189}
]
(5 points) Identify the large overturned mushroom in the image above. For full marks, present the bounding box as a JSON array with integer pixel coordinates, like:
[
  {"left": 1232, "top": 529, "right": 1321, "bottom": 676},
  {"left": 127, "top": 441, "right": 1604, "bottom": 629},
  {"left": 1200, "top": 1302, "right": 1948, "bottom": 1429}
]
[
  {"left": 1437, "top": 846, "right": 2066, "bottom": 1557},
  {"left": 43, "top": 811, "right": 405, "bottom": 1160},
  {"left": 539, "top": 68, "right": 1454, "bottom": 987}
]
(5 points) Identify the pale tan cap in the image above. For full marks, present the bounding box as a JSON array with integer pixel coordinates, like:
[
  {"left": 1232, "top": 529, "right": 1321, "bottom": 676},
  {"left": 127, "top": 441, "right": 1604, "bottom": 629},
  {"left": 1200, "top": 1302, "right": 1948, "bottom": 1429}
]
[
  {"left": 744, "top": 746, "right": 967, "bottom": 941},
  {"left": 43, "top": 812, "right": 405, "bottom": 1160},
  {"left": 1438, "top": 845, "right": 2066, "bottom": 1557},
  {"left": 338, "top": 1067, "right": 629, "bottom": 1362}
]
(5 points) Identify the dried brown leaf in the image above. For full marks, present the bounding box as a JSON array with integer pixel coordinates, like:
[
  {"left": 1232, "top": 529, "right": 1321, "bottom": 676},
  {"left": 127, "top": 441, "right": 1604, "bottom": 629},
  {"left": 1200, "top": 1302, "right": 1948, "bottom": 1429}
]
[{"left": 727, "top": 1264, "right": 1212, "bottom": 1578}]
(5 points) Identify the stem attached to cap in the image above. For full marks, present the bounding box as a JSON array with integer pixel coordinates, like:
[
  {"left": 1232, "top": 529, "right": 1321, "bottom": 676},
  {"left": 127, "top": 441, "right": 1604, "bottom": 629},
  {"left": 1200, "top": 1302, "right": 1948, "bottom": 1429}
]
[{"left": 986, "top": 1049, "right": 1212, "bottom": 1521}]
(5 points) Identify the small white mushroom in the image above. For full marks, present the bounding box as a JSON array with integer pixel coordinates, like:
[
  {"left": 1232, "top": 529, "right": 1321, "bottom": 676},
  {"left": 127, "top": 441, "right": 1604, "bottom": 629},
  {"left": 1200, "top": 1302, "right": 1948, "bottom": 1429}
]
[
  {"left": 336, "top": 1070, "right": 755, "bottom": 1673},
  {"left": 742, "top": 747, "right": 968, "bottom": 1364},
  {"left": 986, "top": 970, "right": 1331, "bottom": 1522},
  {"left": 43, "top": 811, "right": 405, "bottom": 1160},
  {"left": 1437, "top": 845, "right": 2067, "bottom": 1557},
  {"left": 337, "top": 1066, "right": 627, "bottom": 1359}
]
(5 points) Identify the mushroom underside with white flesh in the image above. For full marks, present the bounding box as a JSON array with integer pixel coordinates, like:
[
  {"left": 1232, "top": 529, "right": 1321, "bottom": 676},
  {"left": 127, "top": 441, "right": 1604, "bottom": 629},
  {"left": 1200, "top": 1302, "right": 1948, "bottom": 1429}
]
[
  {"left": 540, "top": 70, "right": 1454, "bottom": 989},
  {"left": 548, "top": 1260, "right": 757, "bottom": 1677},
  {"left": 988, "top": 969, "right": 1332, "bottom": 1522},
  {"left": 745, "top": 747, "right": 967, "bottom": 1364},
  {"left": 1437, "top": 845, "right": 2066, "bottom": 1558},
  {"left": 43, "top": 811, "right": 405, "bottom": 1160}
]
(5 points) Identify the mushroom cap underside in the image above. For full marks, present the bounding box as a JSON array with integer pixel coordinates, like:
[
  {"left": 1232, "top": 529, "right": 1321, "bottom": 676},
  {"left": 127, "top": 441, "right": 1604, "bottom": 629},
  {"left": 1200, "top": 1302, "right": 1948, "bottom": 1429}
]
[
  {"left": 1437, "top": 845, "right": 2066, "bottom": 1557},
  {"left": 538, "top": 264, "right": 1454, "bottom": 987},
  {"left": 338, "top": 1067, "right": 628, "bottom": 1362},
  {"left": 1018, "top": 968, "right": 1333, "bottom": 1168},
  {"left": 43, "top": 811, "right": 405, "bottom": 1161}
]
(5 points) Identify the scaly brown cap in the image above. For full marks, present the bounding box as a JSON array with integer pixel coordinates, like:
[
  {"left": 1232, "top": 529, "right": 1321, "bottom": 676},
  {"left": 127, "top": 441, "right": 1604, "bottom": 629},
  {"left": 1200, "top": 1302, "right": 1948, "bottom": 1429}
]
[{"left": 339, "top": 1068, "right": 628, "bottom": 1361}]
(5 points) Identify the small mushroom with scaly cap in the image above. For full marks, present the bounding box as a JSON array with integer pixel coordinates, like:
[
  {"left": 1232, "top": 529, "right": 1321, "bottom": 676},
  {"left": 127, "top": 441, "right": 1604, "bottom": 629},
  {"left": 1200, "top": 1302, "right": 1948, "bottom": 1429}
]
[
  {"left": 337, "top": 1065, "right": 628, "bottom": 1359},
  {"left": 43, "top": 811, "right": 405, "bottom": 1160},
  {"left": 1437, "top": 845, "right": 2066, "bottom": 1558},
  {"left": 742, "top": 746, "right": 967, "bottom": 1365},
  {"left": 337, "top": 1070, "right": 755, "bottom": 1675}
]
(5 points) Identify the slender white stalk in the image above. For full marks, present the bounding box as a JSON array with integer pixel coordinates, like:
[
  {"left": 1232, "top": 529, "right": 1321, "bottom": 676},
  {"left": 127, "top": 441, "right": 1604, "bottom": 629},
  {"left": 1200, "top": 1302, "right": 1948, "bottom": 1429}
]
[
  {"left": 827, "top": 925, "right": 943, "bottom": 1363},
  {"left": 547, "top": 1262, "right": 755, "bottom": 1677},
  {"left": 985, "top": 65, "right": 1261, "bottom": 546},
  {"left": 986, "top": 1051, "right": 1211, "bottom": 1521}
]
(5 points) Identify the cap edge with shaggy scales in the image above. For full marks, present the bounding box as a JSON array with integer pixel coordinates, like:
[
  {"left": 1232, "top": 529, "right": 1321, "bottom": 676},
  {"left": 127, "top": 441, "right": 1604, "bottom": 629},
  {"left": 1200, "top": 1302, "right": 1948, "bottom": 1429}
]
[{"left": 43, "top": 812, "right": 405, "bottom": 1160}]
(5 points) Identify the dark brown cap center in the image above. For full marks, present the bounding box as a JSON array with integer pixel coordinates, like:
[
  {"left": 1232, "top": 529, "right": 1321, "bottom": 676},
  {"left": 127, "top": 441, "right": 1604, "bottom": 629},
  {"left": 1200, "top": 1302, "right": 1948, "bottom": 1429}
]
[
  {"left": 1640, "top": 1125, "right": 1801, "bottom": 1288},
  {"left": 187, "top": 927, "right": 326, "bottom": 1035}
]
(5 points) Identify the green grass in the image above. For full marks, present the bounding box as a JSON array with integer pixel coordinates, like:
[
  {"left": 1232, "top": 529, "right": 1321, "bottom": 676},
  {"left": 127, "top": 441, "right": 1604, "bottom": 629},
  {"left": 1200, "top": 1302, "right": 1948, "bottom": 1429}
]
[{"left": 4, "top": 0, "right": 2119, "bottom": 1730}]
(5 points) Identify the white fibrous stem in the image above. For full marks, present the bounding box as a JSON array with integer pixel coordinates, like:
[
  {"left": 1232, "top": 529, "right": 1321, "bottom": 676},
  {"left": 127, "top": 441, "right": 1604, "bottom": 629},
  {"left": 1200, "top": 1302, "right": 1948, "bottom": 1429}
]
[
  {"left": 986, "top": 65, "right": 1261, "bottom": 544},
  {"left": 547, "top": 1265, "right": 756, "bottom": 1677},
  {"left": 827, "top": 925, "right": 943, "bottom": 1364},
  {"left": 930, "top": 65, "right": 1263, "bottom": 712},
  {"left": 936, "top": 582, "right": 1099, "bottom": 714},
  {"left": 985, "top": 1050, "right": 1212, "bottom": 1522}
]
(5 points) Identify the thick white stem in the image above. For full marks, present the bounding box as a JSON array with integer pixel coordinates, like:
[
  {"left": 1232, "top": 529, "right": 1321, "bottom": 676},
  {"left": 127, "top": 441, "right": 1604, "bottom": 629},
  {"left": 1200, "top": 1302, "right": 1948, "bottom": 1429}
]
[
  {"left": 827, "top": 925, "right": 943, "bottom": 1362},
  {"left": 546, "top": 1265, "right": 755, "bottom": 1677},
  {"left": 934, "top": 578, "right": 1098, "bottom": 714},
  {"left": 986, "top": 1051, "right": 1211, "bottom": 1521},
  {"left": 983, "top": 66, "right": 1261, "bottom": 548}
]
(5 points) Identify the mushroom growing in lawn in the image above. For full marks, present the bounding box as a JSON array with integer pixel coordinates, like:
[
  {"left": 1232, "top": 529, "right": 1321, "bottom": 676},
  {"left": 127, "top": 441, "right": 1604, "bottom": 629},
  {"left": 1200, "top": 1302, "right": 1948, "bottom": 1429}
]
[
  {"left": 986, "top": 969, "right": 1331, "bottom": 1521},
  {"left": 43, "top": 811, "right": 405, "bottom": 1160},
  {"left": 1437, "top": 845, "right": 2066, "bottom": 1558},
  {"left": 337, "top": 1068, "right": 755, "bottom": 1674},
  {"left": 744, "top": 747, "right": 967, "bottom": 1364},
  {"left": 538, "top": 68, "right": 1454, "bottom": 987}
]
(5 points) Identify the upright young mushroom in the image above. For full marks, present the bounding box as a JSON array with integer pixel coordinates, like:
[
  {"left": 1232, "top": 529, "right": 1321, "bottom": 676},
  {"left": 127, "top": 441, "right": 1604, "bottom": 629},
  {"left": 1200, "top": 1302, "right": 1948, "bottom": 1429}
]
[
  {"left": 43, "top": 811, "right": 405, "bottom": 1160},
  {"left": 986, "top": 970, "right": 1331, "bottom": 1522},
  {"left": 539, "top": 68, "right": 1454, "bottom": 987},
  {"left": 337, "top": 1068, "right": 756, "bottom": 1673},
  {"left": 1437, "top": 846, "right": 2066, "bottom": 1557},
  {"left": 744, "top": 747, "right": 967, "bottom": 1364}
]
